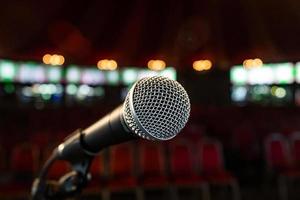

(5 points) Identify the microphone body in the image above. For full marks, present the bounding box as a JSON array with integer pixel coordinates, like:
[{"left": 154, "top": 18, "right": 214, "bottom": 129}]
[
  {"left": 54, "top": 76, "right": 191, "bottom": 163},
  {"left": 56, "top": 106, "right": 136, "bottom": 163}
]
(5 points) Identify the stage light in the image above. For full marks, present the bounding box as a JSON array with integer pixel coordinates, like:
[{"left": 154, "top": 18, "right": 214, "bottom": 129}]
[
  {"left": 253, "top": 58, "right": 263, "bottom": 67},
  {"left": 66, "top": 66, "right": 81, "bottom": 83},
  {"left": 43, "top": 54, "right": 65, "bottom": 66},
  {"left": 243, "top": 58, "right": 263, "bottom": 69},
  {"left": 106, "top": 71, "right": 119, "bottom": 85},
  {"left": 43, "top": 54, "right": 52, "bottom": 64},
  {"left": 66, "top": 84, "right": 78, "bottom": 95},
  {"left": 160, "top": 67, "right": 177, "bottom": 80},
  {"left": 230, "top": 66, "right": 247, "bottom": 85},
  {"left": 0, "top": 61, "right": 17, "bottom": 82},
  {"left": 193, "top": 60, "right": 212, "bottom": 71},
  {"left": 50, "top": 54, "right": 60, "bottom": 65},
  {"left": 122, "top": 68, "right": 138, "bottom": 85},
  {"left": 58, "top": 55, "right": 65, "bottom": 65},
  {"left": 275, "top": 87, "right": 286, "bottom": 98},
  {"left": 22, "top": 86, "right": 33, "bottom": 97},
  {"left": 97, "top": 59, "right": 118, "bottom": 70},
  {"left": 147, "top": 60, "right": 166, "bottom": 71},
  {"left": 47, "top": 67, "right": 62, "bottom": 83}
]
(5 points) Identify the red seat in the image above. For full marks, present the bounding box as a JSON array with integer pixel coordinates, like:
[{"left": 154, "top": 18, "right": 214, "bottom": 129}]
[
  {"left": 47, "top": 160, "right": 71, "bottom": 180},
  {"left": 199, "top": 139, "right": 240, "bottom": 200},
  {"left": 11, "top": 143, "right": 39, "bottom": 180},
  {"left": 169, "top": 140, "right": 202, "bottom": 185},
  {"left": 265, "top": 134, "right": 291, "bottom": 173},
  {"left": 0, "top": 143, "right": 39, "bottom": 197},
  {"left": 86, "top": 152, "right": 106, "bottom": 193},
  {"left": 169, "top": 140, "right": 209, "bottom": 200},
  {"left": 289, "top": 132, "right": 300, "bottom": 168},
  {"left": 90, "top": 153, "right": 105, "bottom": 181},
  {"left": 264, "top": 133, "right": 300, "bottom": 200},
  {"left": 104, "top": 143, "right": 141, "bottom": 200},
  {"left": 138, "top": 141, "right": 168, "bottom": 188},
  {"left": 107, "top": 143, "right": 137, "bottom": 189}
]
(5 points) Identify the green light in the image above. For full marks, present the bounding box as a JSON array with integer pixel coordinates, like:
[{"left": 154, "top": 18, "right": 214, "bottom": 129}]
[
  {"left": 47, "top": 66, "right": 62, "bottom": 83},
  {"left": 0, "top": 61, "right": 17, "bottom": 82},
  {"left": 159, "top": 67, "right": 177, "bottom": 80},
  {"left": 41, "top": 93, "right": 51, "bottom": 100},
  {"left": 66, "top": 84, "right": 78, "bottom": 95},
  {"left": 270, "top": 63, "right": 294, "bottom": 84},
  {"left": 106, "top": 71, "right": 119, "bottom": 85},
  {"left": 66, "top": 66, "right": 81, "bottom": 83},
  {"left": 19, "top": 62, "right": 46, "bottom": 83},
  {"left": 295, "top": 62, "right": 300, "bottom": 83},
  {"left": 275, "top": 87, "right": 286, "bottom": 98},
  {"left": 122, "top": 68, "right": 138, "bottom": 85},
  {"left": 4, "top": 84, "right": 15, "bottom": 94},
  {"left": 230, "top": 66, "right": 247, "bottom": 85}
]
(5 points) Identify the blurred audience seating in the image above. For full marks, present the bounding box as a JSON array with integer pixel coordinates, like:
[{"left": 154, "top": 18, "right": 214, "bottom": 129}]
[{"left": 1, "top": 106, "right": 300, "bottom": 198}]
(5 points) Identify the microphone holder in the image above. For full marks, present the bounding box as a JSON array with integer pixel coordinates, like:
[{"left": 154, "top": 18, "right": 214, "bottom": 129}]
[{"left": 31, "top": 129, "right": 93, "bottom": 200}]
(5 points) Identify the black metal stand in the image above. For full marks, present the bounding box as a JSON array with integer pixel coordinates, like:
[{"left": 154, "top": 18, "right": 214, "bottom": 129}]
[{"left": 31, "top": 130, "right": 93, "bottom": 200}]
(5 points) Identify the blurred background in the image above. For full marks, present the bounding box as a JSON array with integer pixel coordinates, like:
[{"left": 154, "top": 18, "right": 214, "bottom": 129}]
[{"left": 1, "top": 0, "right": 300, "bottom": 199}]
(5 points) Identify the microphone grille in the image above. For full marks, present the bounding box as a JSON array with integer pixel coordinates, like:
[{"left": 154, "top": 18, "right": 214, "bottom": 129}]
[{"left": 123, "top": 76, "right": 190, "bottom": 141}]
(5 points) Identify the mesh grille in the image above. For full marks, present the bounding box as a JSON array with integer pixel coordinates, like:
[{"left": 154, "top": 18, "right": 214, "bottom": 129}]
[{"left": 123, "top": 76, "right": 190, "bottom": 140}]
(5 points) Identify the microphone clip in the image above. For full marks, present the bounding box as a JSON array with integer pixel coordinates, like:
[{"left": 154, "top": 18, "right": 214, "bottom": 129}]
[{"left": 31, "top": 130, "right": 93, "bottom": 200}]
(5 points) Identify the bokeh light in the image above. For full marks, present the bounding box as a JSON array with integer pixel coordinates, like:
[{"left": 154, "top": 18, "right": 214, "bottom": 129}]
[
  {"left": 147, "top": 60, "right": 166, "bottom": 71},
  {"left": 97, "top": 59, "right": 118, "bottom": 70},
  {"left": 42, "top": 54, "right": 65, "bottom": 66},
  {"left": 193, "top": 60, "right": 212, "bottom": 71}
]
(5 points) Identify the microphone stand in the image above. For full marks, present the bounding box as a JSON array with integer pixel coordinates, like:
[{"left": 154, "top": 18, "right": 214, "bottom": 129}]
[{"left": 31, "top": 129, "right": 93, "bottom": 200}]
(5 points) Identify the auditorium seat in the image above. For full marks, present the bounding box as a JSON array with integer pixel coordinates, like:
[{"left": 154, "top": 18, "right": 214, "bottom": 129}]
[
  {"left": 86, "top": 152, "right": 106, "bottom": 194},
  {"left": 104, "top": 142, "right": 142, "bottom": 200},
  {"left": 0, "top": 143, "right": 39, "bottom": 198},
  {"left": 137, "top": 141, "right": 169, "bottom": 199},
  {"left": 198, "top": 139, "right": 240, "bottom": 200},
  {"left": 265, "top": 134, "right": 291, "bottom": 173},
  {"left": 265, "top": 133, "right": 300, "bottom": 200},
  {"left": 169, "top": 139, "right": 209, "bottom": 200},
  {"left": 138, "top": 141, "right": 168, "bottom": 187},
  {"left": 11, "top": 143, "right": 39, "bottom": 180},
  {"left": 289, "top": 132, "right": 300, "bottom": 168},
  {"left": 47, "top": 160, "right": 71, "bottom": 180}
]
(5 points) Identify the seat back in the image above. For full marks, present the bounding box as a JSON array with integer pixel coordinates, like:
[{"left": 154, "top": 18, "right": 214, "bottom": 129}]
[
  {"left": 109, "top": 143, "right": 134, "bottom": 178},
  {"left": 11, "top": 143, "right": 39, "bottom": 179},
  {"left": 289, "top": 132, "right": 300, "bottom": 167},
  {"left": 139, "top": 142, "right": 165, "bottom": 178},
  {"left": 169, "top": 140, "right": 194, "bottom": 178},
  {"left": 90, "top": 153, "right": 105, "bottom": 179},
  {"left": 199, "top": 140, "right": 223, "bottom": 174},
  {"left": 265, "top": 134, "right": 290, "bottom": 171}
]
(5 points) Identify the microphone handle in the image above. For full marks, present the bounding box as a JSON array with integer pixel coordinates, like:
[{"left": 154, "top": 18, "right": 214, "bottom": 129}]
[{"left": 57, "top": 105, "right": 136, "bottom": 163}]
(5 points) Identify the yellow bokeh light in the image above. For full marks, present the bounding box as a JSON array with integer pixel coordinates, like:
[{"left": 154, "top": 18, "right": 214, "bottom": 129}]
[
  {"left": 193, "top": 60, "right": 212, "bottom": 71},
  {"left": 50, "top": 54, "right": 60, "bottom": 65},
  {"left": 42, "top": 54, "right": 52, "bottom": 64},
  {"left": 43, "top": 54, "right": 65, "bottom": 66},
  {"left": 58, "top": 55, "right": 65, "bottom": 65},
  {"left": 243, "top": 58, "right": 263, "bottom": 69},
  {"left": 97, "top": 59, "right": 118, "bottom": 70},
  {"left": 253, "top": 58, "right": 263, "bottom": 67},
  {"left": 147, "top": 60, "right": 166, "bottom": 71}
]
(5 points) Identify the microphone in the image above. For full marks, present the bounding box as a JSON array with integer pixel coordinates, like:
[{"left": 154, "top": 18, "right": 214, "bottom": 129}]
[{"left": 56, "top": 76, "right": 191, "bottom": 163}]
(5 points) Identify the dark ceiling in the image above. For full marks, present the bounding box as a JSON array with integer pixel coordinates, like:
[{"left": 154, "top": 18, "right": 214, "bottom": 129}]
[{"left": 0, "top": 0, "right": 299, "bottom": 69}]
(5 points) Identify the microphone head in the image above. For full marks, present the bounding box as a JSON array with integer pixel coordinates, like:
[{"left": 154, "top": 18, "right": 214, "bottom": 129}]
[{"left": 123, "top": 76, "right": 190, "bottom": 141}]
